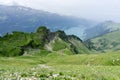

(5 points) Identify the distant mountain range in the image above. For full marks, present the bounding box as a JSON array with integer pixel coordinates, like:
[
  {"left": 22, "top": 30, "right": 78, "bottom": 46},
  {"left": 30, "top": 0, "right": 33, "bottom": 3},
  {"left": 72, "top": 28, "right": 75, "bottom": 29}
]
[
  {"left": 0, "top": 5, "right": 95, "bottom": 38},
  {"left": 84, "top": 21, "right": 120, "bottom": 40},
  {"left": 84, "top": 20, "right": 120, "bottom": 53},
  {"left": 1, "top": 5, "right": 120, "bottom": 42}
]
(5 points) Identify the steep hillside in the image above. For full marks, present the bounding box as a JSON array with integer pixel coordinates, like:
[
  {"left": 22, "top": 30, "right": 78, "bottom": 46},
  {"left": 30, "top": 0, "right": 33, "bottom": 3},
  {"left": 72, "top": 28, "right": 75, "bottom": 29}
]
[
  {"left": 85, "top": 30, "right": 120, "bottom": 53},
  {"left": 0, "top": 26, "right": 90, "bottom": 57},
  {"left": 0, "top": 5, "right": 94, "bottom": 36},
  {"left": 84, "top": 21, "right": 120, "bottom": 40}
]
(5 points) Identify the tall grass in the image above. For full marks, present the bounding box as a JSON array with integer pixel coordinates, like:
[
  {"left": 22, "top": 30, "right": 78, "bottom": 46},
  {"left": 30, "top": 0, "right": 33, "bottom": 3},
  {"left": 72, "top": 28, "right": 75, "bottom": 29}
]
[{"left": 0, "top": 51, "right": 120, "bottom": 79}]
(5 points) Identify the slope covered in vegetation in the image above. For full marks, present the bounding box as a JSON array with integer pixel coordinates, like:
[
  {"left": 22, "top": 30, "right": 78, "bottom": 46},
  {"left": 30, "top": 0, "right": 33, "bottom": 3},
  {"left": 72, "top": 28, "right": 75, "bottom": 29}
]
[
  {"left": 0, "top": 26, "right": 90, "bottom": 57},
  {"left": 86, "top": 30, "right": 120, "bottom": 53}
]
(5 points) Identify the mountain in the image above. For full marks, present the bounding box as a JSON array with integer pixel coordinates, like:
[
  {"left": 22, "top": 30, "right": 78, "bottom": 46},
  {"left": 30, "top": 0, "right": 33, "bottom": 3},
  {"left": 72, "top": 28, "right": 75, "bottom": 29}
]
[
  {"left": 0, "top": 5, "right": 94, "bottom": 37},
  {"left": 85, "top": 30, "right": 120, "bottom": 53},
  {"left": 84, "top": 21, "right": 120, "bottom": 40},
  {"left": 0, "top": 26, "right": 90, "bottom": 57}
]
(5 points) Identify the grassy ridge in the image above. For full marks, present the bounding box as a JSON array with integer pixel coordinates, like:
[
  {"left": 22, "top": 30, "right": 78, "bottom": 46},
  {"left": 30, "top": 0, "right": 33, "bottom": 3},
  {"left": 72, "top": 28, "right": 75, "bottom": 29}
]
[
  {"left": 0, "top": 27, "right": 90, "bottom": 57},
  {"left": 0, "top": 51, "right": 120, "bottom": 79},
  {"left": 88, "top": 30, "right": 120, "bottom": 52}
]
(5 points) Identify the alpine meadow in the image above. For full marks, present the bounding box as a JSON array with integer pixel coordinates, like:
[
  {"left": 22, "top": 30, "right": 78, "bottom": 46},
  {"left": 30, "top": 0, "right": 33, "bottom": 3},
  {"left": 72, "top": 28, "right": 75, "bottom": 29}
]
[{"left": 0, "top": 0, "right": 120, "bottom": 80}]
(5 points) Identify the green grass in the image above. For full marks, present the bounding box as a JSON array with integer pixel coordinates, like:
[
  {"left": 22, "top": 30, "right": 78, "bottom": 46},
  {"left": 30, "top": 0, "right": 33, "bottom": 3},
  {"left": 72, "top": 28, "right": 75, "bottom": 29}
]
[
  {"left": 52, "top": 39, "right": 67, "bottom": 51},
  {"left": 0, "top": 51, "right": 120, "bottom": 79},
  {"left": 90, "top": 30, "right": 120, "bottom": 52}
]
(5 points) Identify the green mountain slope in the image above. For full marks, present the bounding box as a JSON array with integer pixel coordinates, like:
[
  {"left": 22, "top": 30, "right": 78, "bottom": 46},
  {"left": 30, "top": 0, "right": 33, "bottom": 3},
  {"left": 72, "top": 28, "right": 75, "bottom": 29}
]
[
  {"left": 0, "top": 26, "right": 90, "bottom": 57},
  {"left": 86, "top": 30, "right": 120, "bottom": 52}
]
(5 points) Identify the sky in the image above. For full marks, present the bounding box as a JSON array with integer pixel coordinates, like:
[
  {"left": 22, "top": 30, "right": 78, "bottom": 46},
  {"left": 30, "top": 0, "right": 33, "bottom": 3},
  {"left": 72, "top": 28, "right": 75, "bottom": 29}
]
[{"left": 0, "top": 0, "right": 120, "bottom": 22}]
